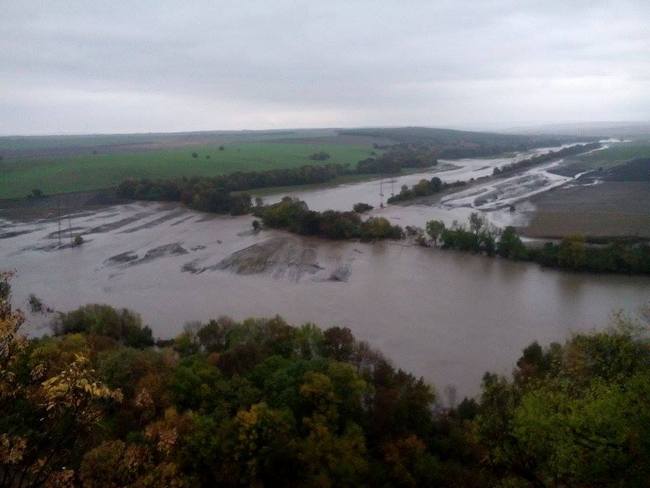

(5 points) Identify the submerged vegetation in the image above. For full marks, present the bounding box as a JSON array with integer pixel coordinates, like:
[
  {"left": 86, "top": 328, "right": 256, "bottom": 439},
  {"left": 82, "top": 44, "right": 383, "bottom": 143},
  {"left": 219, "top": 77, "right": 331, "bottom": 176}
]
[
  {"left": 426, "top": 214, "right": 650, "bottom": 274},
  {"left": 387, "top": 176, "right": 467, "bottom": 203},
  {"left": 353, "top": 202, "right": 374, "bottom": 213},
  {"left": 254, "top": 197, "right": 404, "bottom": 240},
  {"left": 102, "top": 137, "right": 650, "bottom": 276},
  {"left": 2, "top": 272, "right": 649, "bottom": 486},
  {"left": 116, "top": 167, "right": 650, "bottom": 272}
]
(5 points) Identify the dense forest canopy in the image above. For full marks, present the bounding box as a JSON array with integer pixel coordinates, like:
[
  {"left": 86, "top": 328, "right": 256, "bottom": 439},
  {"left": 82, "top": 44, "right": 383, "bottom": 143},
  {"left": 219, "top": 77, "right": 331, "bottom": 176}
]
[{"left": 1, "top": 272, "right": 649, "bottom": 487}]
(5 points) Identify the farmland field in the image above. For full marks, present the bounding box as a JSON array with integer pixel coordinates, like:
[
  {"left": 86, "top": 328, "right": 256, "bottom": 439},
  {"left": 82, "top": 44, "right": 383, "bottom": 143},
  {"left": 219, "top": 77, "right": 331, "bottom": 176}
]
[
  {"left": 523, "top": 181, "right": 650, "bottom": 239},
  {"left": 0, "top": 142, "right": 375, "bottom": 199}
]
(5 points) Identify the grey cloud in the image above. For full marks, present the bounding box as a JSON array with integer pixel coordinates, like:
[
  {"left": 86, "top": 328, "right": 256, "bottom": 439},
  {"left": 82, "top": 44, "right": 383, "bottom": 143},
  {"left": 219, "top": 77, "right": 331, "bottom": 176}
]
[{"left": 1, "top": 0, "right": 649, "bottom": 134}]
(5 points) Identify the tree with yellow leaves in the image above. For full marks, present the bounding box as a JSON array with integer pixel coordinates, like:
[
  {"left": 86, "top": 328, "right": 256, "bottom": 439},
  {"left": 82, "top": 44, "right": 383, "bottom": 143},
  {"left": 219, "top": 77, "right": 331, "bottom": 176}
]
[{"left": 0, "top": 272, "right": 122, "bottom": 487}]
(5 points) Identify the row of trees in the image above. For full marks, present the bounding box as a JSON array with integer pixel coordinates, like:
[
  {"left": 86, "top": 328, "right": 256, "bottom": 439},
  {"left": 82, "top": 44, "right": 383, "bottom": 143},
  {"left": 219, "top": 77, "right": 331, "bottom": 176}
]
[
  {"left": 116, "top": 164, "right": 350, "bottom": 214},
  {"left": 387, "top": 177, "right": 467, "bottom": 203},
  {"left": 493, "top": 142, "right": 601, "bottom": 177},
  {"left": 116, "top": 143, "right": 451, "bottom": 212},
  {"left": 2, "top": 272, "right": 649, "bottom": 486},
  {"left": 425, "top": 214, "right": 650, "bottom": 274},
  {"left": 254, "top": 197, "right": 404, "bottom": 240}
]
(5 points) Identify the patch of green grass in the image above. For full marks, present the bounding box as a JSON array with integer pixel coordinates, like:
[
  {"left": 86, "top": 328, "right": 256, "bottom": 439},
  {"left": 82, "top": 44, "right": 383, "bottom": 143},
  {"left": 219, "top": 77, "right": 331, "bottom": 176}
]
[{"left": 0, "top": 142, "right": 374, "bottom": 199}]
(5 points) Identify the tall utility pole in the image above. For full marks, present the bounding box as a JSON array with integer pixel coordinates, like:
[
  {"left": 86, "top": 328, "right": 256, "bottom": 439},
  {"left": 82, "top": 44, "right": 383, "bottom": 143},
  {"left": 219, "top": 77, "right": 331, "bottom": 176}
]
[{"left": 57, "top": 197, "right": 62, "bottom": 247}]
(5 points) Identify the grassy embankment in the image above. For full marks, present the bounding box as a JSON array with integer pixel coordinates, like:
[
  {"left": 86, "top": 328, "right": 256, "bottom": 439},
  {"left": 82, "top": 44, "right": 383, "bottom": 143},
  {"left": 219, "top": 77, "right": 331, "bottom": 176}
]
[{"left": 0, "top": 142, "right": 375, "bottom": 200}]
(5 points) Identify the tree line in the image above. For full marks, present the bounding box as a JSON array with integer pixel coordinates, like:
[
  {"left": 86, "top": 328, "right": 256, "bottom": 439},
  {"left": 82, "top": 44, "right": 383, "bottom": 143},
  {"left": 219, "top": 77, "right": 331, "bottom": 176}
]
[
  {"left": 356, "top": 143, "right": 439, "bottom": 174},
  {"left": 253, "top": 197, "right": 404, "bottom": 240},
  {"left": 425, "top": 214, "right": 650, "bottom": 274},
  {"left": 2, "top": 272, "right": 649, "bottom": 486},
  {"left": 116, "top": 164, "right": 348, "bottom": 215}
]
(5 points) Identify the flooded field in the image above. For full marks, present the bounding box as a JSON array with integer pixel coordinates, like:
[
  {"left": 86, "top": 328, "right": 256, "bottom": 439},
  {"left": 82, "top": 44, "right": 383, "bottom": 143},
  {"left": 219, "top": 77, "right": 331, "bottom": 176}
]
[{"left": 2, "top": 200, "right": 648, "bottom": 398}]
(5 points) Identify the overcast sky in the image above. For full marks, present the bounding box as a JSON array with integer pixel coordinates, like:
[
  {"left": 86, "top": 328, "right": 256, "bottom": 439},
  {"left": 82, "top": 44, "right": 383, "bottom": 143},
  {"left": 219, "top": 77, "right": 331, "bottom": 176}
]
[{"left": 1, "top": 0, "right": 649, "bottom": 135}]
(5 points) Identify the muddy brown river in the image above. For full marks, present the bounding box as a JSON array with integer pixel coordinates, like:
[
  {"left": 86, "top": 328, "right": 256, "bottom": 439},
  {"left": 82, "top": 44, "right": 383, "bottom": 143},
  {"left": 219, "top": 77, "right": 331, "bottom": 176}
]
[{"left": 1, "top": 199, "right": 648, "bottom": 400}]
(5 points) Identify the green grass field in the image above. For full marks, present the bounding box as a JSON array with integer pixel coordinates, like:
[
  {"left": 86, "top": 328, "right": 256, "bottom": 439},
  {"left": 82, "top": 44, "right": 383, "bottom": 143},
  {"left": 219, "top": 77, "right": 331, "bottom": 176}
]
[{"left": 0, "top": 142, "right": 375, "bottom": 199}]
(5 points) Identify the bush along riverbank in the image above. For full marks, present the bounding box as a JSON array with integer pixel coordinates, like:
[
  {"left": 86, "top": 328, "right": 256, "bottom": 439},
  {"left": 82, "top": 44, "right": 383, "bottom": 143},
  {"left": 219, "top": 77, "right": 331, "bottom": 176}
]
[
  {"left": 2, "top": 272, "right": 650, "bottom": 487},
  {"left": 424, "top": 213, "right": 650, "bottom": 274}
]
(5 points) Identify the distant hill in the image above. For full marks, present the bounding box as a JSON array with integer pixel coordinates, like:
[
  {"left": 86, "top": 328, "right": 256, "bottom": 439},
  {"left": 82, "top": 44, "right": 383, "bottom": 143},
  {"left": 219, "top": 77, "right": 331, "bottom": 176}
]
[
  {"left": 0, "top": 126, "right": 597, "bottom": 162},
  {"left": 338, "top": 126, "right": 587, "bottom": 147}
]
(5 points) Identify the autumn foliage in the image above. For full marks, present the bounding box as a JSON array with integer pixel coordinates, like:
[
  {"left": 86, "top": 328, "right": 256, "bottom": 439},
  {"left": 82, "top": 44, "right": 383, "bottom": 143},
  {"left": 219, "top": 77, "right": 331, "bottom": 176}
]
[{"left": 1, "top": 271, "right": 649, "bottom": 487}]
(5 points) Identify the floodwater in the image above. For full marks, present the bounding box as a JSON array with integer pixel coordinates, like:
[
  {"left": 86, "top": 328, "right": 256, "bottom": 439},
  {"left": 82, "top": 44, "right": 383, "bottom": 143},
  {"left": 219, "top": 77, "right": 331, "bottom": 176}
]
[
  {"left": 261, "top": 142, "right": 613, "bottom": 229},
  {"left": 2, "top": 200, "right": 648, "bottom": 399}
]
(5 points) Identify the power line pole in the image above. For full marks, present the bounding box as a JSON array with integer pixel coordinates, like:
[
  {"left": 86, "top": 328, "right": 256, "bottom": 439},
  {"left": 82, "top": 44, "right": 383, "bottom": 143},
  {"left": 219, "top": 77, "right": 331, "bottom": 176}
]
[{"left": 57, "top": 197, "right": 62, "bottom": 247}]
